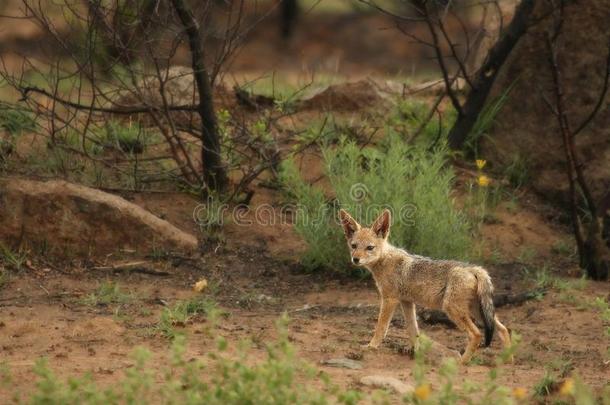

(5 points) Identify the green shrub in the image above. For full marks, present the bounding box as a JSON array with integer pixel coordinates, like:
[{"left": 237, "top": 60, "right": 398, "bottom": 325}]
[
  {"left": 103, "top": 121, "right": 146, "bottom": 155},
  {"left": 4, "top": 314, "right": 609, "bottom": 404},
  {"left": 464, "top": 82, "right": 516, "bottom": 158},
  {"left": 503, "top": 154, "right": 530, "bottom": 189},
  {"left": 156, "top": 296, "right": 220, "bottom": 339},
  {"left": 390, "top": 100, "right": 457, "bottom": 147},
  {"left": 280, "top": 135, "right": 474, "bottom": 272},
  {"left": 0, "top": 242, "right": 28, "bottom": 274},
  {"left": 81, "top": 281, "right": 133, "bottom": 307},
  {"left": 15, "top": 315, "right": 362, "bottom": 405},
  {"left": 0, "top": 105, "right": 36, "bottom": 136}
]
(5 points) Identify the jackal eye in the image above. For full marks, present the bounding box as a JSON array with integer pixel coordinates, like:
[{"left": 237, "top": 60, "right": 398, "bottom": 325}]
[
  {"left": 366, "top": 245, "right": 375, "bottom": 251},
  {"left": 350, "top": 243, "right": 357, "bottom": 249}
]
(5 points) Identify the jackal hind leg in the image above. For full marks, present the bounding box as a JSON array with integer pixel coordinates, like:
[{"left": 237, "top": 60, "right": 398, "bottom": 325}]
[
  {"left": 445, "top": 308, "right": 482, "bottom": 365},
  {"left": 495, "top": 316, "right": 513, "bottom": 363}
]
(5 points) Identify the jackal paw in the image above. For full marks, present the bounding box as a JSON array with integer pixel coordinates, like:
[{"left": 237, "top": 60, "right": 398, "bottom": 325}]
[{"left": 361, "top": 342, "right": 380, "bottom": 350}]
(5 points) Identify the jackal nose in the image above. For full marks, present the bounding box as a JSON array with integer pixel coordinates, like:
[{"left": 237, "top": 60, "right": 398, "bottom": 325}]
[{"left": 352, "top": 257, "right": 360, "bottom": 264}]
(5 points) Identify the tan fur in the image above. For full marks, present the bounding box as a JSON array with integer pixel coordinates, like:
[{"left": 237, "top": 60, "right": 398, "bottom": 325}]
[{"left": 339, "top": 209, "right": 512, "bottom": 364}]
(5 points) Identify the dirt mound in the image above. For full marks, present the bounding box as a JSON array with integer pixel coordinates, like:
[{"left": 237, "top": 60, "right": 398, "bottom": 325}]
[
  {"left": 0, "top": 178, "right": 198, "bottom": 258},
  {"left": 300, "top": 79, "right": 396, "bottom": 111},
  {"left": 483, "top": 0, "right": 610, "bottom": 207}
]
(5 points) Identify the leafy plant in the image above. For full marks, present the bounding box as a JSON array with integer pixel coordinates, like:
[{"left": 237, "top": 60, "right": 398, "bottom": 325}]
[
  {"left": 0, "top": 105, "right": 36, "bottom": 136},
  {"left": 464, "top": 82, "right": 516, "bottom": 158},
  {"left": 103, "top": 120, "right": 146, "bottom": 154},
  {"left": 0, "top": 242, "right": 27, "bottom": 271},
  {"left": 4, "top": 313, "right": 610, "bottom": 404},
  {"left": 14, "top": 315, "right": 363, "bottom": 404},
  {"left": 503, "top": 153, "right": 530, "bottom": 189},
  {"left": 390, "top": 99, "right": 457, "bottom": 147},
  {"left": 81, "top": 281, "right": 133, "bottom": 307},
  {"left": 157, "top": 296, "right": 219, "bottom": 339},
  {"left": 280, "top": 134, "right": 475, "bottom": 272},
  {"left": 0, "top": 268, "right": 8, "bottom": 290}
]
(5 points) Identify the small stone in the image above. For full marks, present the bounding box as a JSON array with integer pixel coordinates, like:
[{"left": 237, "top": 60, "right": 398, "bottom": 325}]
[
  {"left": 360, "top": 375, "right": 413, "bottom": 394},
  {"left": 321, "top": 357, "right": 363, "bottom": 370},
  {"left": 424, "top": 340, "right": 461, "bottom": 366},
  {"left": 193, "top": 279, "right": 208, "bottom": 293}
]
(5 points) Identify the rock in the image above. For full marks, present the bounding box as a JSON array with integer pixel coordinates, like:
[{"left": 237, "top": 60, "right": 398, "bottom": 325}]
[
  {"left": 321, "top": 357, "right": 363, "bottom": 370},
  {"left": 360, "top": 375, "right": 413, "bottom": 394},
  {"left": 0, "top": 178, "right": 198, "bottom": 258},
  {"left": 423, "top": 340, "right": 461, "bottom": 366}
]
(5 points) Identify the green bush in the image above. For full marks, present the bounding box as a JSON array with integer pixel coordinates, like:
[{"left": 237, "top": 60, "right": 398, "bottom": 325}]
[
  {"left": 3, "top": 313, "right": 609, "bottom": 404},
  {"left": 280, "top": 134, "right": 474, "bottom": 272},
  {"left": 0, "top": 105, "right": 36, "bottom": 136},
  {"left": 389, "top": 100, "right": 457, "bottom": 147},
  {"left": 12, "top": 315, "right": 362, "bottom": 405},
  {"left": 156, "top": 296, "right": 219, "bottom": 339}
]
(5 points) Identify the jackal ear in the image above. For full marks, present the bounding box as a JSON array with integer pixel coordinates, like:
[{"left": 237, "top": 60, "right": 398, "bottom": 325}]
[
  {"left": 339, "top": 209, "right": 360, "bottom": 239},
  {"left": 371, "top": 209, "right": 391, "bottom": 239}
]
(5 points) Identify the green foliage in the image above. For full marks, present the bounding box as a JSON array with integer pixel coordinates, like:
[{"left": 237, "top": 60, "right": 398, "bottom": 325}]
[
  {"left": 81, "top": 281, "right": 133, "bottom": 307},
  {"left": 551, "top": 238, "right": 576, "bottom": 258},
  {"left": 533, "top": 358, "right": 573, "bottom": 398},
  {"left": 156, "top": 296, "right": 219, "bottom": 339},
  {"left": 15, "top": 315, "right": 362, "bottom": 405},
  {"left": 0, "top": 105, "right": 36, "bottom": 136},
  {"left": 4, "top": 313, "right": 609, "bottom": 404},
  {"left": 533, "top": 370, "right": 558, "bottom": 397},
  {"left": 405, "top": 333, "right": 522, "bottom": 404},
  {"left": 503, "top": 153, "right": 530, "bottom": 189},
  {"left": 464, "top": 82, "right": 516, "bottom": 158},
  {"left": 23, "top": 120, "right": 166, "bottom": 190},
  {"left": 0, "top": 267, "right": 8, "bottom": 290},
  {"left": 280, "top": 135, "right": 474, "bottom": 272},
  {"left": 279, "top": 159, "right": 345, "bottom": 271},
  {"left": 390, "top": 100, "right": 457, "bottom": 147},
  {"left": 0, "top": 242, "right": 27, "bottom": 272},
  {"left": 103, "top": 121, "right": 146, "bottom": 154},
  {"left": 0, "top": 105, "right": 36, "bottom": 165}
]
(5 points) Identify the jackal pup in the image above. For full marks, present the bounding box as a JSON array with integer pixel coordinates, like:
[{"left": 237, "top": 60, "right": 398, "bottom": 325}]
[{"left": 339, "top": 208, "right": 511, "bottom": 364}]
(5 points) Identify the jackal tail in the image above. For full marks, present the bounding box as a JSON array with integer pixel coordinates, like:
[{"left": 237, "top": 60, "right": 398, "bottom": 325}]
[{"left": 472, "top": 267, "right": 495, "bottom": 347}]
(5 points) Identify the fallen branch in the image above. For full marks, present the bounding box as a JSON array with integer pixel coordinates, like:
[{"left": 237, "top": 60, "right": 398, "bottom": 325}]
[{"left": 91, "top": 261, "right": 170, "bottom": 276}]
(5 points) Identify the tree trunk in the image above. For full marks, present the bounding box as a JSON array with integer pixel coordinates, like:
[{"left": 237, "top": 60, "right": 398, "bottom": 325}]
[
  {"left": 170, "top": 0, "right": 227, "bottom": 193},
  {"left": 447, "top": 0, "right": 535, "bottom": 149},
  {"left": 280, "top": 0, "right": 299, "bottom": 39},
  {"left": 582, "top": 217, "right": 609, "bottom": 280}
]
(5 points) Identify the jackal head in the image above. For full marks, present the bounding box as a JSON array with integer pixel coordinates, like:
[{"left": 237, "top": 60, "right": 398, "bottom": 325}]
[{"left": 338, "top": 209, "right": 391, "bottom": 266}]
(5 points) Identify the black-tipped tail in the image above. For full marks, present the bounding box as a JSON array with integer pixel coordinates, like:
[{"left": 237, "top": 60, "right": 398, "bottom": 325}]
[
  {"left": 474, "top": 267, "right": 495, "bottom": 347},
  {"left": 482, "top": 305, "right": 495, "bottom": 347}
]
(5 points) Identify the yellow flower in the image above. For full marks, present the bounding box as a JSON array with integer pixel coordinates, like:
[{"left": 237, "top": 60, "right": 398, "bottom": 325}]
[
  {"left": 476, "top": 159, "right": 487, "bottom": 170},
  {"left": 477, "top": 175, "right": 490, "bottom": 187},
  {"left": 512, "top": 387, "right": 527, "bottom": 400},
  {"left": 193, "top": 278, "right": 208, "bottom": 293},
  {"left": 559, "top": 378, "right": 575, "bottom": 396},
  {"left": 414, "top": 383, "right": 431, "bottom": 401}
]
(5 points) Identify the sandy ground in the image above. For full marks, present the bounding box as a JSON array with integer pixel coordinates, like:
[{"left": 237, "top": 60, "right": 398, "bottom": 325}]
[{"left": 1, "top": 231, "right": 608, "bottom": 402}]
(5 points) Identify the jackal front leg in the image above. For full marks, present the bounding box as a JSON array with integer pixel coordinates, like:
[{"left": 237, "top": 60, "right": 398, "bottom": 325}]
[{"left": 366, "top": 298, "right": 398, "bottom": 349}]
